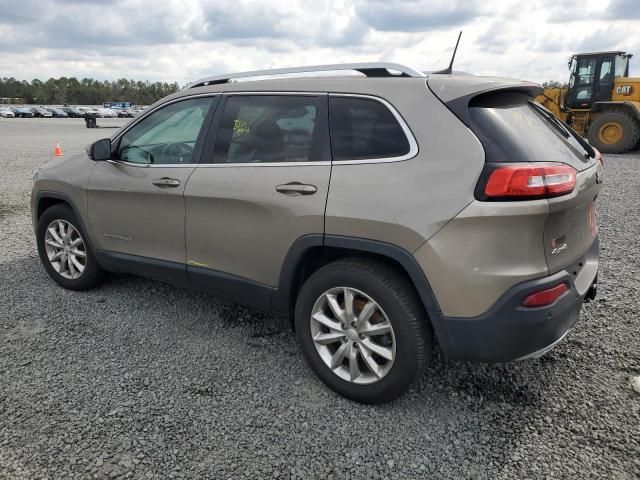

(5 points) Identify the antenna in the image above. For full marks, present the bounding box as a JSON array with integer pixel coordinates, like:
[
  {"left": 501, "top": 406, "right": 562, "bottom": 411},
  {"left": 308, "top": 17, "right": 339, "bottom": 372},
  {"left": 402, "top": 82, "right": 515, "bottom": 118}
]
[{"left": 433, "top": 31, "right": 462, "bottom": 74}]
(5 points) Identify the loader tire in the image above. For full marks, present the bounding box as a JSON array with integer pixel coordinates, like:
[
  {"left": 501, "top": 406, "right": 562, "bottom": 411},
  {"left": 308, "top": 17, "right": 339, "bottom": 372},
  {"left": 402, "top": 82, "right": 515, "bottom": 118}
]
[{"left": 588, "top": 109, "right": 640, "bottom": 154}]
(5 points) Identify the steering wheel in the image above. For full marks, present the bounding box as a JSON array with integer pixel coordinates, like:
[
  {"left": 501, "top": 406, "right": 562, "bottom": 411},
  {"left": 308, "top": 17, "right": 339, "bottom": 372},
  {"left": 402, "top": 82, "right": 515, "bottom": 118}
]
[{"left": 160, "top": 142, "right": 194, "bottom": 164}]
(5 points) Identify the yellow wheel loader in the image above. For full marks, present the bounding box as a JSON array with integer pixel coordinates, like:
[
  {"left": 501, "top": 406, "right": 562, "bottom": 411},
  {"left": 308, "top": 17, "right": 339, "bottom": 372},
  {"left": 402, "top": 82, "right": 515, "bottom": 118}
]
[{"left": 536, "top": 51, "right": 640, "bottom": 153}]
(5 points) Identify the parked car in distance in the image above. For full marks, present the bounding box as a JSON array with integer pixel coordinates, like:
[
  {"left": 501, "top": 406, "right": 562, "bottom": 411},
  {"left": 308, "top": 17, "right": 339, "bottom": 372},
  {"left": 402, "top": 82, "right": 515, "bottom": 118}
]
[
  {"left": 117, "top": 109, "right": 135, "bottom": 118},
  {"left": 0, "top": 107, "right": 15, "bottom": 118},
  {"left": 96, "top": 108, "right": 118, "bottom": 118},
  {"left": 13, "top": 107, "right": 34, "bottom": 118},
  {"left": 62, "top": 107, "right": 85, "bottom": 118},
  {"left": 47, "top": 108, "right": 69, "bottom": 118},
  {"left": 31, "top": 107, "right": 53, "bottom": 118},
  {"left": 76, "top": 107, "right": 96, "bottom": 116},
  {"left": 31, "top": 62, "right": 602, "bottom": 404}
]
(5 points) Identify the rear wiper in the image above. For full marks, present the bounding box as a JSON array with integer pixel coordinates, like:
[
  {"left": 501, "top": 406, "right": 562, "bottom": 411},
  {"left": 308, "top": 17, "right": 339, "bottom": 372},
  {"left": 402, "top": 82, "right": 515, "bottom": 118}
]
[{"left": 529, "top": 101, "right": 595, "bottom": 158}]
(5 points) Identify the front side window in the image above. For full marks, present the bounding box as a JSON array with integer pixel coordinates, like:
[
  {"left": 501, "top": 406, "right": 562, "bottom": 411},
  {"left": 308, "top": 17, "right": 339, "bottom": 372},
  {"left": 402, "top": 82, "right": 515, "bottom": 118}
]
[
  {"left": 212, "top": 95, "right": 320, "bottom": 164},
  {"left": 117, "top": 97, "right": 214, "bottom": 165},
  {"left": 329, "top": 96, "right": 410, "bottom": 161}
]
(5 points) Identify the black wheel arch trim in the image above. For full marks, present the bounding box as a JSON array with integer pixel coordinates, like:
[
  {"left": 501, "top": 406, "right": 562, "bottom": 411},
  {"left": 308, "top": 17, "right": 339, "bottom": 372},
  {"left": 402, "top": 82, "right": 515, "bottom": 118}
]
[
  {"left": 273, "top": 234, "right": 325, "bottom": 313},
  {"left": 274, "top": 234, "right": 447, "bottom": 340},
  {"left": 322, "top": 235, "right": 442, "bottom": 314},
  {"left": 34, "top": 190, "right": 97, "bottom": 255}
]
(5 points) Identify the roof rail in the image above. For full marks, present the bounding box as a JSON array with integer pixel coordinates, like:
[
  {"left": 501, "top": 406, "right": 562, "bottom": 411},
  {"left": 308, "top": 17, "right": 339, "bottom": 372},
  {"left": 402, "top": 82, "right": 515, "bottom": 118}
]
[{"left": 187, "top": 62, "right": 426, "bottom": 88}]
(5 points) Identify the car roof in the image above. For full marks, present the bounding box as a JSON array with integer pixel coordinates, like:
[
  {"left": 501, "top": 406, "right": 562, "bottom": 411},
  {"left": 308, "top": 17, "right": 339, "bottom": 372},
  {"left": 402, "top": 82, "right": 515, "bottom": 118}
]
[{"left": 168, "top": 73, "right": 541, "bottom": 106}]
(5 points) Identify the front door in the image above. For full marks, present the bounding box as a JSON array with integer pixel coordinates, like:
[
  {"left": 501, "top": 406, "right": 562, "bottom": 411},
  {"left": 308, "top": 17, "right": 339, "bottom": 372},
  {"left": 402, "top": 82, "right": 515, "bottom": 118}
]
[
  {"left": 87, "top": 96, "right": 217, "bottom": 278},
  {"left": 593, "top": 55, "right": 615, "bottom": 103},
  {"left": 567, "top": 56, "right": 597, "bottom": 109},
  {"left": 184, "top": 94, "right": 331, "bottom": 308}
]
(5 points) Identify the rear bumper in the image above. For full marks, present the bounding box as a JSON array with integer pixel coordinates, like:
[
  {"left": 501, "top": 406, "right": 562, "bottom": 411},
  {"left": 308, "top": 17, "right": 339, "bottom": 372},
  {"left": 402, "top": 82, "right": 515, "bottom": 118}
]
[{"left": 435, "top": 237, "right": 598, "bottom": 362}]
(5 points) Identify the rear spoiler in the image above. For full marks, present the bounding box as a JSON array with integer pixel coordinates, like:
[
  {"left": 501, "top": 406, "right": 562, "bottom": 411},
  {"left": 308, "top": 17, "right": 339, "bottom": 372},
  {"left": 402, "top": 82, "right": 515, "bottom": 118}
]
[{"left": 427, "top": 75, "right": 543, "bottom": 126}]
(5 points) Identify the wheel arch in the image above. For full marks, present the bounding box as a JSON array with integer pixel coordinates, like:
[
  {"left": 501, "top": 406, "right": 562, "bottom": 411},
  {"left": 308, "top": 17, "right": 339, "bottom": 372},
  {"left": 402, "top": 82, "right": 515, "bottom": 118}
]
[
  {"left": 34, "top": 191, "right": 96, "bottom": 254},
  {"left": 36, "top": 195, "right": 69, "bottom": 222},
  {"left": 275, "top": 235, "right": 445, "bottom": 336}
]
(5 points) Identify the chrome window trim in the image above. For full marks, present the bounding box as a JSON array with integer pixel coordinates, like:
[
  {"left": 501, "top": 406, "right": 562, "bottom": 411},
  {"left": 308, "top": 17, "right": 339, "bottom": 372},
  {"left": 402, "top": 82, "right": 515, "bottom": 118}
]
[
  {"left": 328, "top": 93, "right": 419, "bottom": 165},
  {"left": 105, "top": 159, "right": 196, "bottom": 169},
  {"left": 109, "top": 91, "right": 418, "bottom": 168},
  {"left": 193, "top": 92, "right": 418, "bottom": 168},
  {"left": 195, "top": 161, "right": 331, "bottom": 168}
]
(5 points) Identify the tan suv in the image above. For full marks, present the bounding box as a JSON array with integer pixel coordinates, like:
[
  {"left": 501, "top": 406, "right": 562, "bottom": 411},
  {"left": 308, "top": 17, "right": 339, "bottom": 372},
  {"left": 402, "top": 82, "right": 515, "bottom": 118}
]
[{"left": 32, "top": 63, "right": 601, "bottom": 404}]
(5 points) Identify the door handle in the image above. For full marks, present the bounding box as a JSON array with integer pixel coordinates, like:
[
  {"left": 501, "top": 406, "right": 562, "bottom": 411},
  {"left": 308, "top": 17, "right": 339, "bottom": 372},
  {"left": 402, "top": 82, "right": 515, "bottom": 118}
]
[
  {"left": 275, "top": 183, "right": 317, "bottom": 195},
  {"left": 275, "top": 182, "right": 317, "bottom": 196},
  {"left": 152, "top": 177, "right": 181, "bottom": 187}
]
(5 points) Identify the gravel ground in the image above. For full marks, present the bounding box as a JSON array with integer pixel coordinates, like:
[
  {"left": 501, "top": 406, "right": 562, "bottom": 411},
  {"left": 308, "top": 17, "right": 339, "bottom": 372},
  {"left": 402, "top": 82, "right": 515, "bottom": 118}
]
[{"left": 1, "top": 117, "right": 639, "bottom": 479}]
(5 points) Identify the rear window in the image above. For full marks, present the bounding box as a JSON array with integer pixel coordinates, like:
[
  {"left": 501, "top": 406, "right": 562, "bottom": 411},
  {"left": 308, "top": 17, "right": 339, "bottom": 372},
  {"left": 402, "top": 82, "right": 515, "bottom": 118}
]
[
  {"left": 468, "top": 92, "right": 594, "bottom": 165},
  {"left": 329, "top": 96, "right": 410, "bottom": 161}
]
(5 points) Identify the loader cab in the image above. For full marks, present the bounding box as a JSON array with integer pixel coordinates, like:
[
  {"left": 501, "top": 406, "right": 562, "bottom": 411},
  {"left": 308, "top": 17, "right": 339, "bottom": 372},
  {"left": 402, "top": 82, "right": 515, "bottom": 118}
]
[{"left": 566, "top": 51, "right": 632, "bottom": 109}]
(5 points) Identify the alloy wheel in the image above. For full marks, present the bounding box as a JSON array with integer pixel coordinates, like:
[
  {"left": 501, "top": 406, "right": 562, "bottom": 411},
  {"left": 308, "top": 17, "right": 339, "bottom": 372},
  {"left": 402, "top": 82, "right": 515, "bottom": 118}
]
[
  {"left": 44, "top": 219, "right": 86, "bottom": 280},
  {"left": 310, "top": 287, "right": 396, "bottom": 384}
]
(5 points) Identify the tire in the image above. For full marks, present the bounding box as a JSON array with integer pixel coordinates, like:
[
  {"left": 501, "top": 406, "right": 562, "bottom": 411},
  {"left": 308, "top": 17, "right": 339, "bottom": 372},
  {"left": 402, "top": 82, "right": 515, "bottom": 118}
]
[
  {"left": 587, "top": 109, "right": 640, "bottom": 154},
  {"left": 36, "top": 204, "right": 104, "bottom": 290},
  {"left": 295, "top": 258, "right": 433, "bottom": 404}
]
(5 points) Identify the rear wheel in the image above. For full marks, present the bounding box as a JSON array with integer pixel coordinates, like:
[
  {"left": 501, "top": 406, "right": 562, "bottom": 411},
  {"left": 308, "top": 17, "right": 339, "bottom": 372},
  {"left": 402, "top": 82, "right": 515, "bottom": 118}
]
[
  {"left": 36, "top": 204, "right": 104, "bottom": 290},
  {"left": 295, "top": 258, "right": 433, "bottom": 404},
  {"left": 588, "top": 109, "right": 640, "bottom": 154}
]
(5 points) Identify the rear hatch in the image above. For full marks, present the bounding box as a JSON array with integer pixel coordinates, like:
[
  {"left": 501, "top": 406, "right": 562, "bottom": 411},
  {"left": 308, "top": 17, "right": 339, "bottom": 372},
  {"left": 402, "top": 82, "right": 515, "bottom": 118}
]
[{"left": 428, "top": 76, "right": 602, "bottom": 287}]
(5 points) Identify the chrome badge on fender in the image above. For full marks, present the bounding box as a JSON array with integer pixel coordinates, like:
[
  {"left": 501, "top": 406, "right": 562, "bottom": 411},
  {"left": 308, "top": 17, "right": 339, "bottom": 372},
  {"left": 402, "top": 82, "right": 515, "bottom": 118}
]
[{"left": 551, "top": 236, "right": 568, "bottom": 255}]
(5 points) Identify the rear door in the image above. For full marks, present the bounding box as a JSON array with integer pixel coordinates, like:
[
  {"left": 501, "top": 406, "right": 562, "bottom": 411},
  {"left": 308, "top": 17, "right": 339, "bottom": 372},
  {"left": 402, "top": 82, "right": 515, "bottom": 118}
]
[{"left": 184, "top": 93, "right": 331, "bottom": 307}]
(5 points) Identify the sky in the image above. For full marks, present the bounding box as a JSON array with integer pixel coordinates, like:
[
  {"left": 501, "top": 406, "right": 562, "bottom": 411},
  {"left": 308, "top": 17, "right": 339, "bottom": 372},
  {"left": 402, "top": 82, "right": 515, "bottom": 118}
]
[{"left": 1, "top": 0, "right": 639, "bottom": 85}]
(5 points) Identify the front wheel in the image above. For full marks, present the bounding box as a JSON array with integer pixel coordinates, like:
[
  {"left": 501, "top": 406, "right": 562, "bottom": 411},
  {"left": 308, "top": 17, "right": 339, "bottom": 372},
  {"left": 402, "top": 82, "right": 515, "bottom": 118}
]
[
  {"left": 295, "top": 258, "right": 433, "bottom": 404},
  {"left": 36, "top": 204, "right": 104, "bottom": 290}
]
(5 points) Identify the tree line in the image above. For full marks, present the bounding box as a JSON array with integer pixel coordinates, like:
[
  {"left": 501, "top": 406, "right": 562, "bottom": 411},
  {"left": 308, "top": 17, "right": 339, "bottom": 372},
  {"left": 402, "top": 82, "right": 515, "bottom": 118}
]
[
  {"left": 0, "top": 77, "right": 180, "bottom": 105},
  {"left": 542, "top": 80, "right": 567, "bottom": 89}
]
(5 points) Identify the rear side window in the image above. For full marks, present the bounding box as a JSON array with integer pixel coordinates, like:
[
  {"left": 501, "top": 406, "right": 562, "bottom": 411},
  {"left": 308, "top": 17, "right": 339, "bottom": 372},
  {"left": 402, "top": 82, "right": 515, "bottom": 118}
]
[
  {"left": 329, "top": 96, "right": 410, "bottom": 161},
  {"left": 468, "top": 92, "right": 593, "bottom": 165},
  {"left": 212, "top": 95, "right": 320, "bottom": 164}
]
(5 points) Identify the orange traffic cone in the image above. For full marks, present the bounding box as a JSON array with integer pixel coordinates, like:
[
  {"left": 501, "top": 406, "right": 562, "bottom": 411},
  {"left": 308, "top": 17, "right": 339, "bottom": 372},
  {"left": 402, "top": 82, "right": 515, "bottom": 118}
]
[{"left": 53, "top": 141, "right": 63, "bottom": 156}]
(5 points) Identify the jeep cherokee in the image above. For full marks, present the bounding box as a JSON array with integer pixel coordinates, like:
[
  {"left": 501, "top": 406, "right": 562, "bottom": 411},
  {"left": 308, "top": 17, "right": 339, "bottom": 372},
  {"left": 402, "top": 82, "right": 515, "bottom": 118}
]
[{"left": 32, "top": 63, "right": 601, "bottom": 404}]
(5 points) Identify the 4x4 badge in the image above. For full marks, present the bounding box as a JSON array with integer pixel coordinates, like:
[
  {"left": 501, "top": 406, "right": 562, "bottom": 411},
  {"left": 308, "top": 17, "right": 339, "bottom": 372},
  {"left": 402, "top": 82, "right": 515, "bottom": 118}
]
[{"left": 551, "top": 236, "right": 568, "bottom": 255}]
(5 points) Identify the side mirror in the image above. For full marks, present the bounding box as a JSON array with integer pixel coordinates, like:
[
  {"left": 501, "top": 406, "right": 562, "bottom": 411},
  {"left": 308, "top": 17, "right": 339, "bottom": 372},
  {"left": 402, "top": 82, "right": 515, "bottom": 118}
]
[{"left": 89, "top": 138, "right": 112, "bottom": 161}]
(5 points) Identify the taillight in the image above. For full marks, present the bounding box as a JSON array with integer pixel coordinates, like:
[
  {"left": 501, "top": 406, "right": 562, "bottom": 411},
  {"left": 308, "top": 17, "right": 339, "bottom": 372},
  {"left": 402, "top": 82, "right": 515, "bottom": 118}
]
[
  {"left": 484, "top": 164, "right": 576, "bottom": 199},
  {"left": 522, "top": 283, "right": 569, "bottom": 308}
]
